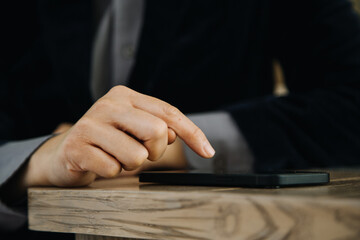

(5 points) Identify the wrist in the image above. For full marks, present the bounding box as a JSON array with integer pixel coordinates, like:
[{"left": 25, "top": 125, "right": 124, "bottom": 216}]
[
  {"left": 0, "top": 135, "right": 56, "bottom": 203},
  {"left": 23, "top": 134, "right": 61, "bottom": 187}
]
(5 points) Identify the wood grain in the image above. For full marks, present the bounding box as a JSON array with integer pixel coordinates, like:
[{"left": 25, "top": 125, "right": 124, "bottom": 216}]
[
  {"left": 76, "top": 233, "right": 137, "bottom": 240},
  {"left": 28, "top": 170, "right": 360, "bottom": 240}
]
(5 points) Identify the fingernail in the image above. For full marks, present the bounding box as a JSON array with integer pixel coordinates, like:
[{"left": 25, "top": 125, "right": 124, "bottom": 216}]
[{"left": 203, "top": 142, "right": 215, "bottom": 157}]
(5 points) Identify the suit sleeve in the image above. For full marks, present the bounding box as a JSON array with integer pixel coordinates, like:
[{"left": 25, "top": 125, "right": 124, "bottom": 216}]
[{"left": 227, "top": 0, "right": 360, "bottom": 171}]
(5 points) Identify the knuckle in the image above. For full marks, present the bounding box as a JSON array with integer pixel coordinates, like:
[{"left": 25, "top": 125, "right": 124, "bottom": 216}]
[
  {"left": 62, "top": 137, "right": 78, "bottom": 160},
  {"left": 130, "top": 148, "right": 148, "bottom": 168},
  {"left": 150, "top": 120, "right": 168, "bottom": 138},
  {"left": 62, "top": 137, "right": 83, "bottom": 171},
  {"left": 163, "top": 104, "right": 181, "bottom": 118},
  {"left": 93, "top": 98, "right": 113, "bottom": 112},
  {"left": 66, "top": 118, "right": 93, "bottom": 150},
  {"left": 62, "top": 129, "right": 82, "bottom": 152},
  {"left": 76, "top": 116, "right": 94, "bottom": 132},
  {"left": 104, "top": 164, "right": 121, "bottom": 178},
  {"left": 62, "top": 136, "right": 75, "bottom": 152},
  {"left": 191, "top": 126, "right": 203, "bottom": 139},
  {"left": 148, "top": 151, "right": 162, "bottom": 161},
  {"left": 109, "top": 85, "right": 130, "bottom": 95}
]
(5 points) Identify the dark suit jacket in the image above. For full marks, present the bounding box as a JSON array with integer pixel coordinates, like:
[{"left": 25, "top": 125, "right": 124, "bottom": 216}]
[{"left": 1, "top": 0, "right": 360, "bottom": 171}]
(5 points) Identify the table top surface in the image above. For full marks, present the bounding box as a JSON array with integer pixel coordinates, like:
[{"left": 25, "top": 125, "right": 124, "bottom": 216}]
[
  {"left": 30, "top": 168, "right": 360, "bottom": 198},
  {"left": 28, "top": 168, "right": 360, "bottom": 240}
]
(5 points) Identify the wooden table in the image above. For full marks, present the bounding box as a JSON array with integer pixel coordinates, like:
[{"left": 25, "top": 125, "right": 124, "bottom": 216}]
[{"left": 28, "top": 169, "right": 360, "bottom": 240}]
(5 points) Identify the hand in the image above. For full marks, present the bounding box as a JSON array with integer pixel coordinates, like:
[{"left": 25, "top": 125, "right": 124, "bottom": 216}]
[
  {"left": 23, "top": 86, "right": 215, "bottom": 187},
  {"left": 119, "top": 137, "right": 188, "bottom": 177}
]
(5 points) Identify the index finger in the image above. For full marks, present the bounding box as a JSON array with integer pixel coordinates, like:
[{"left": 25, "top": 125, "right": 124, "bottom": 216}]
[{"left": 130, "top": 91, "right": 215, "bottom": 158}]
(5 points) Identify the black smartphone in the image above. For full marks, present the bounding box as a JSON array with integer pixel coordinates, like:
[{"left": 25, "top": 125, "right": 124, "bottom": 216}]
[{"left": 139, "top": 169, "right": 330, "bottom": 188}]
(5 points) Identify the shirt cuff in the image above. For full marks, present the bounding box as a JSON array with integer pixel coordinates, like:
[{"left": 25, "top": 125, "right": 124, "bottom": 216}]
[
  {"left": 0, "top": 135, "right": 52, "bottom": 186},
  {"left": 0, "top": 135, "right": 53, "bottom": 231},
  {"left": 184, "top": 111, "right": 254, "bottom": 172}
]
